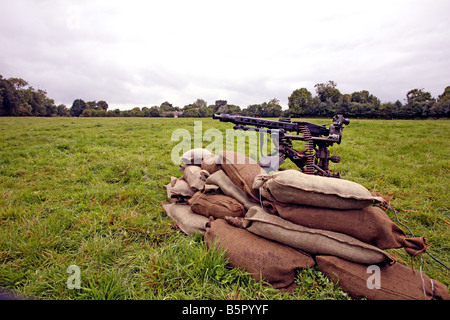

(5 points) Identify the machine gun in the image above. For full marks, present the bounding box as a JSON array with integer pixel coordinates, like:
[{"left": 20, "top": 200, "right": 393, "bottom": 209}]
[{"left": 213, "top": 113, "right": 350, "bottom": 178}]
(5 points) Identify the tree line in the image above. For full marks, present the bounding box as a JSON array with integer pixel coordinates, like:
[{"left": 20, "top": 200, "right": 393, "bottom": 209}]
[
  {"left": 286, "top": 81, "right": 449, "bottom": 119},
  {"left": 1, "top": 75, "right": 449, "bottom": 118}
]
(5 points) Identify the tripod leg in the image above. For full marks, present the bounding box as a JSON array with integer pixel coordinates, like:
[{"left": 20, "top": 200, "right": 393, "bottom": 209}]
[{"left": 258, "top": 131, "right": 284, "bottom": 172}]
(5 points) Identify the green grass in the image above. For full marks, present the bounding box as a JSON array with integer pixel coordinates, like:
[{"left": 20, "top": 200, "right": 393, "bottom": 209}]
[{"left": 0, "top": 117, "right": 448, "bottom": 300}]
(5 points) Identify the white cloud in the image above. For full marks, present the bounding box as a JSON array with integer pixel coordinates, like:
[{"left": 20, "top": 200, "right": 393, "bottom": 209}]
[{"left": 1, "top": 0, "right": 449, "bottom": 109}]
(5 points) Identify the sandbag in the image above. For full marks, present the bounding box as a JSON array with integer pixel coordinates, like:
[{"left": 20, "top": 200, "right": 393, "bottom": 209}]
[
  {"left": 187, "top": 191, "right": 245, "bottom": 219},
  {"left": 254, "top": 170, "right": 383, "bottom": 210},
  {"left": 205, "top": 170, "right": 258, "bottom": 210},
  {"left": 201, "top": 154, "right": 222, "bottom": 174},
  {"left": 161, "top": 203, "right": 209, "bottom": 236},
  {"left": 270, "top": 202, "right": 428, "bottom": 256},
  {"left": 164, "top": 176, "right": 195, "bottom": 202},
  {"left": 218, "top": 151, "right": 266, "bottom": 202},
  {"left": 316, "top": 255, "right": 450, "bottom": 300},
  {"left": 205, "top": 218, "right": 315, "bottom": 291},
  {"left": 243, "top": 207, "right": 395, "bottom": 265},
  {"left": 180, "top": 164, "right": 209, "bottom": 191},
  {"left": 180, "top": 148, "right": 212, "bottom": 165}
]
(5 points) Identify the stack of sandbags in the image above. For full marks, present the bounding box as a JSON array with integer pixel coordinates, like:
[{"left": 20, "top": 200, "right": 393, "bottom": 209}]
[
  {"left": 162, "top": 149, "right": 262, "bottom": 234},
  {"left": 205, "top": 218, "right": 315, "bottom": 291},
  {"left": 162, "top": 149, "right": 315, "bottom": 291},
  {"left": 249, "top": 169, "right": 447, "bottom": 300},
  {"left": 253, "top": 169, "right": 384, "bottom": 209},
  {"left": 242, "top": 206, "right": 395, "bottom": 265},
  {"left": 315, "top": 256, "right": 450, "bottom": 300},
  {"left": 255, "top": 170, "right": 429, "bottom": 256},
  {"left": 162, "top": 149, "right": 248, "bottom": 235},
  {"left": 264, "top": 202, "right": 428, "bottom": 255},
  {"left": 161, "top": 150, "right": 448, "bottom": 299}
]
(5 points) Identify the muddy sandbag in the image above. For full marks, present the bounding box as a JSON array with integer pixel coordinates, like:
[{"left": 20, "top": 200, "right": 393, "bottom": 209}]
[
  {"left": 253, "top": 170, "right": 383, "bottom": 210},
  {"left": 164, "top": 176, "right": 195, "bottom": 202},
  {"left": 201, "top": 154, "right": 222, "bottom": 174},
  {"left": 205, "top": 218, "right": 315, "bottom": 291},
  {"left": 218, "top": 151, "right": 266, "bottom": 202},
  {"left": 271, "top": 202, "right": 428, "bottom": 256},
  {"left": 187, "top": 191, "right": 245, "bottom": 219},
  {"left": 180, "top": 148, "right": 212, "bottom": 165},
  {"left": 316, "top": 255, "right": 450, "bottom": 300},
  {"left": 180, "top": 164, "right": 209, "bottom": 191},
  {"left": 205, "top": 170, "right": 258, "bottom": 210},
  {"left": 243, "top": 207, "right": 395, "bottom": 265},
  {"left": 161, "top": 203, "right": 209, "bottom": 236}
]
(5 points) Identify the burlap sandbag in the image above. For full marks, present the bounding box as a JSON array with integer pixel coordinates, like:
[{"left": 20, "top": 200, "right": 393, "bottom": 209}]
[
  {"left": 201, "top": 154, "right": 222, "bottom": 174},
  {"left": 218, "top": 151, "right": 266, "bottom": 202},
  {"left": 205, "top": 170, "right": 258, "bottom": 210},
  {"left": 205, "top": 218, "right": 315, "bottom": 291},
  {"left": 243, "top": 207, "right": 395, "bottom": 265},
  {"left": 187, "top": 191, "right": 245, "bottom": 219},
  {"left": 270, "top": 202, "right": 428, "bottom": 256},
  {"left": 254, "top": 170, "right": 383, "bottom": 210},
  {"left": 180, "top": 148, "right": 212, "bottom": 165},
  {"left": 316, "top": 255, "right": 450, "bottom": 300},
  {"left": 180, "top": 164, "right": 209, "bottom": 191},
  {"left": 164, "top": 176, "right": 195, "bottom": 203},
  {"left": 161, "top": 203, "right": 209, "bottom": 236}
]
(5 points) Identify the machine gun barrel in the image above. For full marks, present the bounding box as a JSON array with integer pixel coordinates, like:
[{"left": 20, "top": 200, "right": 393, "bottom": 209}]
[{"left": 213, "top": 113, "right": 329, "bottom": 136}]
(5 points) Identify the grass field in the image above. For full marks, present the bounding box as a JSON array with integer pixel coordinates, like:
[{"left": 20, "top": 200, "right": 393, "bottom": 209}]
[{"left": 0, "top": 117, "right": 448, "bottom": 300}]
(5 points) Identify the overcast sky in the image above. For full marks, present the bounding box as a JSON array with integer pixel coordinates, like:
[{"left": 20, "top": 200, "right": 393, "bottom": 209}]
[{"left": 1, "top": 0, "right": 449, "bottom": 110}]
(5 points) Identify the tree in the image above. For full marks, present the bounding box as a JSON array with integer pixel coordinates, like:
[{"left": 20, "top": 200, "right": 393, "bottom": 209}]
[
  {"left": 351, "top": 90, "right": 380, "bottom": 107},
  {"left": 70, "top": 99, "right": 87, "bottom": 117},
  {"left": 57, "top": 104, "right": 70, "bottom": 116},
  {"left": 406, "top": 88, "right": 433, "bottom": 105},
  {"left": 287, "top": 88, "right": 313, "bottom": 116},
  {"left": 97, "top": 100, "right": 108, "bottom": 111},
  {"left": 437, "top": 86, "right": 450, "bottom": 102},
  {"left": 0, "top": 76, "right": 20, "bottom": 116},
  {"left": 0, "top": 75, "right": 59, "bottom": 116},
  {"left": 192, "top": 98, "right": 207, "bottom": 109},
  {"left": 431, "top": 86, "right": 450, "bottom": 118},
  {"left": 214, "top": 100, "right": 227, "bottom": 112},
  {"left": 242, "top": 99, "right": 281, "bottom": 117},
  {"left": 149, "top": 106, "right": 161, "bottom": 117},
  {"left": 181, "top": 108, "right": 199, "bottom": 117},
  {"left": 336, "top": 93, "right": 352, "bottom": 115},
  {"left": 226, "top": 104, "right": 241, "bottom": 115},
  {"left": 405, "top": 88, "right": 435, "bottom": 118},
  {"left": 86, "top": 101, "right": 97, "bottom": 110},
  {"left": 129, "top": 107, "right": 143, "bottom": 117},
  {"left": 108, "top": 109, "right": 121, "bottom": 117},
  {"left": 242, "top": 104, "right": 261, "bottom": 117},
  {"left": 198, "top": 106, "right": 213, "bottom": 117},
  {"left": 81, "top": 108, "right": 93, "bottom": 117},
  {"left": 160, "top": 101, "right": 176, "bottom": 112},
  {"left": 261, "top": 98, "right": 282, "bottom": 117},
  {"left": 28, "top": 88, "right": 53, "bottom": 116},
  {"left": 8, "top": 77, "right": 29, "bottom": 90},
  {"left": 315, "top": 81, "right": 341, "bottom": 103}
]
